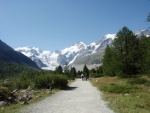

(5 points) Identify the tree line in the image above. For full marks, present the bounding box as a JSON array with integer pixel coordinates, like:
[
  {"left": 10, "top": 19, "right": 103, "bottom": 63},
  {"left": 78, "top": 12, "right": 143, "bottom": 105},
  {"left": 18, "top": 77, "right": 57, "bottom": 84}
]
[
  {"left": 55, "top": 64, "right": 103, "bottom": 78},
  {"left": 102, "top": 27, "right": 150, "bottom": 77}
]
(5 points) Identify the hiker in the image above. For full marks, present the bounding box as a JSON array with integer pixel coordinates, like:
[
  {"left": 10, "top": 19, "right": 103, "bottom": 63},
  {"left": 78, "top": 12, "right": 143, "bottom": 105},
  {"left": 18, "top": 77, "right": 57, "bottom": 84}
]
[
  {"left": 85, "top": 74, "right": 89, "bottom": 81},
  {"left": 81, "top": 74, "right": 84, "bottom": 81}
]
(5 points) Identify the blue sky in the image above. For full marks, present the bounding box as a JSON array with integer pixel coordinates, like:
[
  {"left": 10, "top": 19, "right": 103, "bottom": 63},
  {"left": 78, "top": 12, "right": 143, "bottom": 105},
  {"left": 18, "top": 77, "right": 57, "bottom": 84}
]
[{"left": 0, "top": 0, "right": 150, "bottom": 52}]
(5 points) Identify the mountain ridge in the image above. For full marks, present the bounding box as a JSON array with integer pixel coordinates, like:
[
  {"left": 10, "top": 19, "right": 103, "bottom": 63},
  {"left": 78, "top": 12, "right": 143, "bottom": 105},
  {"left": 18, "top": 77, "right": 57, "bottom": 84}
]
[
  {"left": 0, "top": 40, "right": 39, "bottom": 69},
  {"left": 15, "top": 30, "right": 150, "bottom": 70}
]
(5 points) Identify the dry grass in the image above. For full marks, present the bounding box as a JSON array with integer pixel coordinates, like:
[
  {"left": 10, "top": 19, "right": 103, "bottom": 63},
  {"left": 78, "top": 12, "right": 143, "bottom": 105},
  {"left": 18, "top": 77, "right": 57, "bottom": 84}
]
[
  {"left": 90, "top": 76, "right": 150, "bottom": 113},
  {"left": 0, "top": 89, "right": 58, "bottom": 113}
]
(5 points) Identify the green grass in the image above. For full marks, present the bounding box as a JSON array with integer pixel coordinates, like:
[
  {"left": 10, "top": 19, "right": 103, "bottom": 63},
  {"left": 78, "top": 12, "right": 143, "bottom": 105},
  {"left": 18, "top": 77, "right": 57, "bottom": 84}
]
[
  {"left": 100, "top": 83, "right": 137, "bottom": 94},
  {"left": 90, "top": 76, "right": 150, "bottom": 113}
]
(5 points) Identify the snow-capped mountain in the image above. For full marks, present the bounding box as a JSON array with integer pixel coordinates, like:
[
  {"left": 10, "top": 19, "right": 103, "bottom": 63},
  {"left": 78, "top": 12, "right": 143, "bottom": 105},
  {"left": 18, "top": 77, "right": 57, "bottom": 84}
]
[
  {"left": 15, "top": 47, "right": 59, "bottom": 70},
  {"left": 72, "top": 34, "right": 116, "bottom": 66},
  {"left": 15, "top": 34, "right": 116, "bottom": 70},
  {"left": 15, "top": 30, "right": 150, "bottom": 70},
  {"left": 135, "top": 29, "right": 150, "bottom": 37}
]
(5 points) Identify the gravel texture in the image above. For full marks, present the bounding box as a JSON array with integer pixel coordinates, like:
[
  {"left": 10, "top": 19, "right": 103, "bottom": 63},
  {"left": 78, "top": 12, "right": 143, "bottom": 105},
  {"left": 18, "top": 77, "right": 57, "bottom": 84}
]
[{"left": 22, "top": 79, "right": 114, "bottom": 113}]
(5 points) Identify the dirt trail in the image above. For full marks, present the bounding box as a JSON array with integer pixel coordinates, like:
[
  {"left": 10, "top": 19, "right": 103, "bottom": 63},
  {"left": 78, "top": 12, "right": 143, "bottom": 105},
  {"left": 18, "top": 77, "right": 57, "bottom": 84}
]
[{"left": 22, "top": 79, "right": 114, "bottom": 113}]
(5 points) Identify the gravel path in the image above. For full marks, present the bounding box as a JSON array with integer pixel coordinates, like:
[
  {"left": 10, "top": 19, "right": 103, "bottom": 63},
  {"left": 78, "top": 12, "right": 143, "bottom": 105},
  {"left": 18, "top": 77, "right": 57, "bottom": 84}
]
[{"left": 22, "top": 79, "right": 114, "bottom": 113}]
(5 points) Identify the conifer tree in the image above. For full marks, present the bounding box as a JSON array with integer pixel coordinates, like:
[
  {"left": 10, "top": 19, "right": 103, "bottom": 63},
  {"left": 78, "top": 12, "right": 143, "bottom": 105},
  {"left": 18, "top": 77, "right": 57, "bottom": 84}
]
[
  {"left": 102, "top": 45, "right": 115, "bottom": 76},
  {"left": 139, "top": 36, "right": 150, "bottom": 74},
  {"left": 64, "top": 63, "right": 69, "bottom": 76},
  {"left": 83, "top": 64, "right": 89, "bottom": 77},
  {"left": 70, "top": 67, "right": 77, "bottom": 78},
  {"left": 103, "top": 27, "right": 142, "bottom": 77},
  {"left": 112, "top": 27, "right": 140, "bottom": 76},
  {"left": 55, "top": 65, "right": 63, "bottom": 74}
]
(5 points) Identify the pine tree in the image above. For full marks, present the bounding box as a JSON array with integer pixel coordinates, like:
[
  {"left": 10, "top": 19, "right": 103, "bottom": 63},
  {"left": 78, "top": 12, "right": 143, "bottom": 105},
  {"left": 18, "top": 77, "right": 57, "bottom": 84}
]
[
  {"left": 83, "top": 64, "right": 89, "bottom": 77},
  {"left": 113, "top": 26, "right": 140, "bottom": 77},
  {"left": 70, "top": 67, "right": 77, "bottom": 78},
  {"left": 102, "top": 45, "right": 115, "bottom": 76},
  {"left": 139, "top": 36, "right": 150, "bottom": 74},
  {"left": 77, "top": 71, "right": 82, "bottom": 77},
  {"left": 97, "top": 66, "right": 103, "bottom": 75},
  {"left": 64, "top": 63, "right": 69, "bottom": 76},
  {"left": 55, "top": 65, "right": 63, "bottom": 74}
]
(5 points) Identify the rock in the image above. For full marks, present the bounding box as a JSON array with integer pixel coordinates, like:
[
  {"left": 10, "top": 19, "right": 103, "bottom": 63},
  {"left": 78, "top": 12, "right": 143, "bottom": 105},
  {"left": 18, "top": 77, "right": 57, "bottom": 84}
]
[
  {"left": 31, "top": 90, "right": 35, "bottom": 92},
  {"left": 47, "top": 91, "right": 51, "bottom": 94},
  {"left": 27, "top": 95, "right": 32, "bottom": 101},
  {"left": 35, "top": 96, "right": 39, "bottom": 98},
  {"left": 0, "top": 101, "right": 8, "bottom": 106},
  {"left": 27, "top": 86, "right": 31, "bottom": 90},
  {"left": 12, "top": 89, "right": 19, "bottom": 93},
  {"left": 8, "top": 97, "right": 13, "bottom": 101},
  {"left": 8, "top": 97, "right": 15, "bottom": 103},
  {"left": 34, "top": 91, "right": 39, "bottom": 93},
  {"left": 20, "top": 90, "right": 27, "bottom": 93},
  {"left": 1, "top": 107, "right": 4, "bottom": 110},
  {"left": 23, "top": 94, "right": 28, "bottom": 98},
  {"left": 124, "top": 93, "right": 130, "bottom": 96},
  {"left": 35, "top": 95, "right": 41, "bottom": 98},
  {"left": 21, "top": 101, "right": 28, "bottom": 105},
  {"left": 22, "top": 94, "right": 32, "bottom": 101},
  {"left": 19, "top": 96, "right": 25, "bottom": 101}
]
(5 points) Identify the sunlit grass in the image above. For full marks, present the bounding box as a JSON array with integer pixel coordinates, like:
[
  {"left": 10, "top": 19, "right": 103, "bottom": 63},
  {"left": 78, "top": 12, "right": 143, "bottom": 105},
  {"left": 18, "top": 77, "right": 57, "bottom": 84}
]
[{"left": 90, "top": 76, "right": 150, "bottom": 113}]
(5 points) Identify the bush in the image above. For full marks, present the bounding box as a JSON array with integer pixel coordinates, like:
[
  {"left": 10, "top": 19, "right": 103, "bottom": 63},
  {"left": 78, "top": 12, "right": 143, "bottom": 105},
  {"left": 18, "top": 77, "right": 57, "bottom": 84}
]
[
  {"left": 100, "top": 83, "right": 137, "bottom": 94},
  {"left": 15, "top": 74, "right": 33, "bottom": 89},
  {"left": 128, "top": 78, "right": 148, "bottom": 85},
  {"left": 15, "top": 80, "right": 31, "bottom": 89},
  {"left": 128, "top": 77, "right": 150, "bottom": 87},
  {"left": 4, "top": 72, "right": 68, "bottom": 90},
  {"left": 128, "top": 78, "right": 148, "bottom": 84},
  {"left": 90, "top": 73, "right": 101, "bottom": 78},
  {"left": 0, "top": 88, "right": 13, "bottom": 101},
  {"left": 33, "top": 74, "right": 68, "bottom": 89}
]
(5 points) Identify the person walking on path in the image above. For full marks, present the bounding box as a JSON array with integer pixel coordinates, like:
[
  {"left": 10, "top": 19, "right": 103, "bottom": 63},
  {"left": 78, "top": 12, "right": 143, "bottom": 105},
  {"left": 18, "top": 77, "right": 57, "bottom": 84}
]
[
  {"left": 85, "top": 73, "right": 89, "bottom": 81},
  {"left": 81, "top": 74, "right": 84, "bottom": 81}
]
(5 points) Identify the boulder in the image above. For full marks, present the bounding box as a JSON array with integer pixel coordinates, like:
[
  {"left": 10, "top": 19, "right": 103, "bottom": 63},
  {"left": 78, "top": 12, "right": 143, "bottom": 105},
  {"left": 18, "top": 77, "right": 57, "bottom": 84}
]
[
  {"left": 0, "top": 101, "right": 8, "bottom": 106},
  {"left": 12, "top": 89, "right": 19, "bottom": 93},
  {"left": 124, "top": 93, "right": 130, "bottom": 96}
]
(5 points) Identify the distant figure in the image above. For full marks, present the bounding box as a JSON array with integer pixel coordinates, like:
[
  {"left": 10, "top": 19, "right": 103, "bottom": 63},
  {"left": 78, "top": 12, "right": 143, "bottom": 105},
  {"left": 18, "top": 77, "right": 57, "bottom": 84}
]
[
  {"left": 85, "top": 74, "right": 89, "bottom": 81},
  {"left": 81, "top": 74, "right": 84, "bottom": 81}
]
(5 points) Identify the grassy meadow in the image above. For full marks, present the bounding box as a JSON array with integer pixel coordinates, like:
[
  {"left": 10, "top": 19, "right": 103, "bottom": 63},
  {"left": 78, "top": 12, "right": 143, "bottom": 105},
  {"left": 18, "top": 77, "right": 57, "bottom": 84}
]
[{"left": 90, "top": 76, "right": 150, "bottom": 113}]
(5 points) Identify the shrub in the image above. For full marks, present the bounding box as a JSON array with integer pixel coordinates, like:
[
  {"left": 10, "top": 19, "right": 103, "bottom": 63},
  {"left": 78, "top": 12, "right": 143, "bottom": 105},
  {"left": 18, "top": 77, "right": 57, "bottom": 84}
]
[
  {"left": 15, "top": 80, "right": 31, "bottom": 89},
  {"left": 90, "top": 73, "right": 101, "bottom": 78},
  {"left": 100, "top": 83, "right": 137, "bottom": 94},
  {"left": 0, "top": 88, "right": 13, "bottom": 101},
  {"left": 33, "top": 74, "right": 68, "bottom": 89},
  {"left": 127, "top": 78, "right": 148, "bottom": 85},
  {"left": 1, "top": 81, "right": 14, "bottom": 91},
  {"left": 15, "top": 74, "right": 32, "bottom": 89},
  {"left": 6, "top": 73, "right": 68, "bottom": 90}
]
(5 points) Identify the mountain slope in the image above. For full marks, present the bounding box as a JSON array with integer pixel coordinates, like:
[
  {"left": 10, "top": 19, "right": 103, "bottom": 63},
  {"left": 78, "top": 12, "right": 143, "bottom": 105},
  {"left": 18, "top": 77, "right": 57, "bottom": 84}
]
[
  {"left": 15, "top": 47, "right": 60, "bottom": 70},
  {"left": 0, "top": 40, "right": 39, "bottom": 68},
  {"left": 72, "top": 34, "right": 116, "bottom": 65}
]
